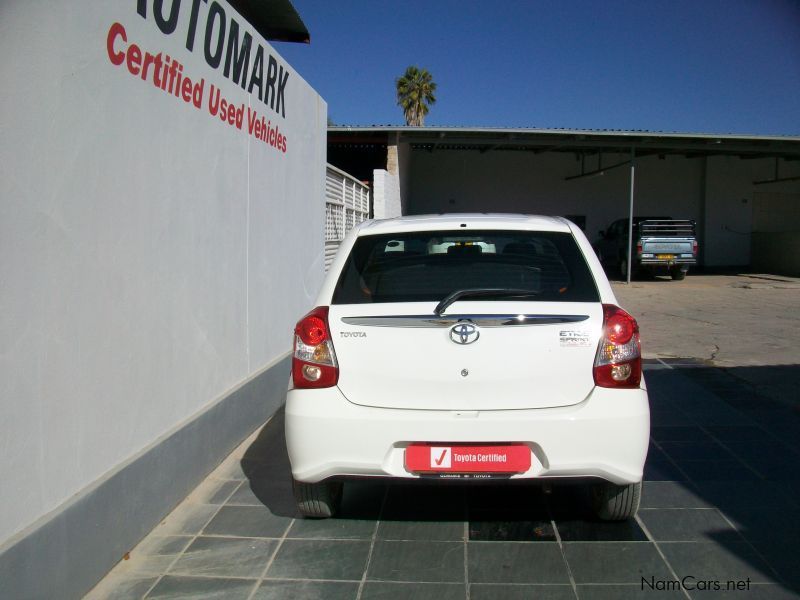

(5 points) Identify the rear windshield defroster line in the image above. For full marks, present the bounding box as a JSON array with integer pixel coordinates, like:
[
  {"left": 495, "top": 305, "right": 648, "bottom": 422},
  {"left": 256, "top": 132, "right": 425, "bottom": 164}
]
[{"left": 332, "top": 230, "right": 600, "bottom": 304}]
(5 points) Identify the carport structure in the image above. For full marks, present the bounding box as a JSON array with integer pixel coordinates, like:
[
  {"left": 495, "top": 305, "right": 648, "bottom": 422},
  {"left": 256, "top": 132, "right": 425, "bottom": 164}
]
[{"left": 328, "top": 127, "right": 800, "bottom": 277}]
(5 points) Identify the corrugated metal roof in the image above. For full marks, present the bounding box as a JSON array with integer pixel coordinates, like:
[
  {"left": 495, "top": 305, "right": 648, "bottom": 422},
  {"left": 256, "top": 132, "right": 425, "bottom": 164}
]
[{"left": 329, "top": 125, "right": 800, "bottom": 142}]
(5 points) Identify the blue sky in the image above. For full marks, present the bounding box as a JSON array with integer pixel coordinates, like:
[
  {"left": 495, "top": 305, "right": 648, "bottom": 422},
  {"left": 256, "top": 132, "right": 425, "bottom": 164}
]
[{"left": 276, "top": 0, "right": 800, "bottom": 135}]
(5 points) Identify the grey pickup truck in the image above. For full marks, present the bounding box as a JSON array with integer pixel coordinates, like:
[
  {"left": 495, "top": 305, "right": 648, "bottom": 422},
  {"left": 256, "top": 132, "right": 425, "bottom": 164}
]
[{"left": 594, "top": 217, "right": 698, "bottom": 280}]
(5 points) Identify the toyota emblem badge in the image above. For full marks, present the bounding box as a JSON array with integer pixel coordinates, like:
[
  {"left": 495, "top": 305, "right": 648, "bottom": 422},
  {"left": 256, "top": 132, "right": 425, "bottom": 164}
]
[{"left": 449, "top": 322, "right": 480, "bottom": 345}]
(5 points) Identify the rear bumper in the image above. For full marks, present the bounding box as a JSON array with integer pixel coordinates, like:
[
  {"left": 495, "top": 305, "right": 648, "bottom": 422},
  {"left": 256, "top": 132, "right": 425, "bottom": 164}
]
[
  {"left": 639, "top": 258, "right": 696, "bottom": 266},
  {"left": 284, "top": 384, "right": 650, "bottom": 486}
]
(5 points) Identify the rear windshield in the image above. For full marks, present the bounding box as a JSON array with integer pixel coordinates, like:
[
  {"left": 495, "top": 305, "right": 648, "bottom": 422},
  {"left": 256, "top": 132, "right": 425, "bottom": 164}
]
[{"left": 332, "top": 230, "right": 600, "bottom": 304}]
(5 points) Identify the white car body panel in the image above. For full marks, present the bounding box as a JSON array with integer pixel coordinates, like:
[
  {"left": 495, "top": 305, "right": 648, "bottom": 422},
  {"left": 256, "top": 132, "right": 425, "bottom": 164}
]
[
  {"left": 330, "top": 301, "right": 602, "bottom": 410},
  {"left": 286, "top": 384, "right": 649, "bottom": 485},
  {"left": 286, "top": 213, "right": 648, "bottom": 486}
]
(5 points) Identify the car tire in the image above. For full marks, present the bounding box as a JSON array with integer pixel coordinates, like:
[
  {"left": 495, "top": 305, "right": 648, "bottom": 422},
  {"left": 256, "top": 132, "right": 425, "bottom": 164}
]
[
  {"left": 590, "top": 480, "right": 642, "bottom": 521},
  {"left": 293, "top": 479, "right": 343, "bottom": 518},
  {"left": 670, "top": 266, "right": 687, "bottom": 280}
]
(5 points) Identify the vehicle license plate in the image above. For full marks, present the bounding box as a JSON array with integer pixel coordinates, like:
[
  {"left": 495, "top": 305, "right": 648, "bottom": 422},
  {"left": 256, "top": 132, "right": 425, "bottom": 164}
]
[
  {"left": 405, "top": 444, "right": 531, "bottom": 473},
  {"left": 656, "top": 254, "right": 675, "bottom": 260}
]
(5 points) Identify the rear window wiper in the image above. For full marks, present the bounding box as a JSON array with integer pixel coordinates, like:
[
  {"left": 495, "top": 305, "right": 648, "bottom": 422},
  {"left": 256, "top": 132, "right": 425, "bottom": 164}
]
[{"left": 434, "top": 288, "right": 541, "bottom": 316}]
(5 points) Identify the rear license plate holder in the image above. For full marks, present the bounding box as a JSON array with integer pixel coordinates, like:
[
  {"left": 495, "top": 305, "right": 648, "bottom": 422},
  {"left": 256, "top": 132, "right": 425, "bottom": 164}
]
[{"left": 405, "top": 444, "right": 531, "bottom": 474}]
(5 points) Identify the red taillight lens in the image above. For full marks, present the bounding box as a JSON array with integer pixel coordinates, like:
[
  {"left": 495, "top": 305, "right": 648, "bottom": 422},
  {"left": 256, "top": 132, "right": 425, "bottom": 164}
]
[
  {"left": 692, "top": 240, "right": 698, "bottom": 256},
  {"left": 636, "top": 241, "right": 643, "bottom": 256},
  {"left": 605, "top": 310, "right": 635, "bottom": 345},
  {"left": 292, "top": 307, "right": 338, "bottom": 389},
  {"left": 298, "top": 315, "right": 327, "bottom": 345},
  {"left": 593, "top": 304, "right": 642, "bottom": 389}
]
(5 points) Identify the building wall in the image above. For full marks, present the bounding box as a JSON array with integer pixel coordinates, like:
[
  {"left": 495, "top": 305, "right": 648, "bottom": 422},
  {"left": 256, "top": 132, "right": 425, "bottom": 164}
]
[
  {"left": 409, "top": 150, "right": 703, "bottom": 243},
  {"left": 408, "top": 149, "right": 800, "bottom": 266},
  {"left": 0, "top": 1, "right": 325, "bottom": 593},
  {"left": 704, "top": 156, "right": 800, "bottom": 266},
  {"left": 373, "top": 169, "right": 402, "bottom": 219}
]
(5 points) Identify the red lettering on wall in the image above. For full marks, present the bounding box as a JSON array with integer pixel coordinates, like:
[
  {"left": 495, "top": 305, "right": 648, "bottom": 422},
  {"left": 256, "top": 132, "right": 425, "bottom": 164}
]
[{"left": 107, "top": 22, "right": 127, "bottom": 65}]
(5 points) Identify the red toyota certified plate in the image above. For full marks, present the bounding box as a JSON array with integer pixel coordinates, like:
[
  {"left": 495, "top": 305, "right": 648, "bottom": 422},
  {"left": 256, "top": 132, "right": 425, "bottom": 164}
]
[{"left": 405, "top": 444, "right": 531, "bottom": 473}]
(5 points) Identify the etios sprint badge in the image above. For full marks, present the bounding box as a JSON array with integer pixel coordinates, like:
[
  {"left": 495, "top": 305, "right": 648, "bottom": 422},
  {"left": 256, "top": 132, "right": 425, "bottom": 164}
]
[{"left": 559, "top": 330, "right": 591, "bottom": 347}]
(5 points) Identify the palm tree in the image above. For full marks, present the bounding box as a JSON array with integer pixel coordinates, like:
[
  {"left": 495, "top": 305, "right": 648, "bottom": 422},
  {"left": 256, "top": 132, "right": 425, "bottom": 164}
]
[{"left": 396, "top": 66, "right": 437, "bottom": 126}]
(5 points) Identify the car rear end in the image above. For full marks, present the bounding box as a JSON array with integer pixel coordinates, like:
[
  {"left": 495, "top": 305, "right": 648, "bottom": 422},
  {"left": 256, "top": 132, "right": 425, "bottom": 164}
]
[
  {"left": 285, "top": 214, "right": 649, "bottom": 519},
  {"left": 637, "top": 219, "right": 698, "bottom": 279}
]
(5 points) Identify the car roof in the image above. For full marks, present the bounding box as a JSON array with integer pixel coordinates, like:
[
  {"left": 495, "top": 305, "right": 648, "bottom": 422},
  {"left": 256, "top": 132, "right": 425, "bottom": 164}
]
[{"left": 355, "top": 213, "right": 572, "bottom": 236}]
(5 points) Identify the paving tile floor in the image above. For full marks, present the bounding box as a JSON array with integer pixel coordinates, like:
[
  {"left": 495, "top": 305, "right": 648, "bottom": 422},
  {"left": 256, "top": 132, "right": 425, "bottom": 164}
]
[{"left": 86, "top": 360, "right": 800, "bottom": 599}]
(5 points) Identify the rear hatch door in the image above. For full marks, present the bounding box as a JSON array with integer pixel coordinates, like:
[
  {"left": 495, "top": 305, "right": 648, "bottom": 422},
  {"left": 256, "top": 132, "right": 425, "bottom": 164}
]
[{"left": 330, "top": 300, "right": 603, "bottom": 411}]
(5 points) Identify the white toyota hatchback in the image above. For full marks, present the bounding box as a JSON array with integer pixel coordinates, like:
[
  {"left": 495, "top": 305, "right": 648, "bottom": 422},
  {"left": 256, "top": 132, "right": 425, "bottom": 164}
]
[{"left": 285, "top": 214, "right": 649, "bottom": 520}]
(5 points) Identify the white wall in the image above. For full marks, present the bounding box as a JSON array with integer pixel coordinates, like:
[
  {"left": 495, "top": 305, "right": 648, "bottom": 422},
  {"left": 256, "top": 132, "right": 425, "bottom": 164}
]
[
  {"left": 704, "top": 157, "right": 800, "bottom": 265},
  {"left": 409, "top": 150, "right": 704, "bottom": 242},
  {"left": 0, "top": 1, "right": 325, "bottom": 545},
  {"left": 373, "top": 169, "right": 402, "bottom": 219},
  {"left": 407, "top": 149, "right": 800, "bottom": 266}
]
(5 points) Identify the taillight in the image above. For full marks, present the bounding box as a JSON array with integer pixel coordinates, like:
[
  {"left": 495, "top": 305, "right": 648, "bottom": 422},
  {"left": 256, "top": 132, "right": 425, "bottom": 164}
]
[
  {"left": 292, "top": 307, "right": 338, "bottom": 389},
  {"left": 692, "top": 239, "right": 698, "bottom": 256},
  {"left": 636, "top": 241, "right": 643, "bottom": 256},
  {"left": 593, "top": 304, "right": 642, "bottom": 389}
]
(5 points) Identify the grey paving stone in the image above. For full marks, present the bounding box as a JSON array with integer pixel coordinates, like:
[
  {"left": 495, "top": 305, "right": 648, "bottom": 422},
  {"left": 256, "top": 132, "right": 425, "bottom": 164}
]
[
  {"left": 723, "top": 508, "right": 800, "bottom": 542},
  {"left": 469, "top": 516, "right": 555, "bottom": 542},
  {"left": 470, "top": 583, "right": 576, "bottom": 599},
  {"left": 253, "top": 579, "right": 360, "bottom": 600},
  {"left": 378, "top": 519, "right": 465, "bottom": 542},
  {"left": 649, "top": 410, "right": 695, "bottom": 427},
  {"left": 467, "top": 542, "right": 569, "bottom": 584},
  {"left": 265, "top": 539, "right": 370, "bottom": 580},
  {"left": 640, "top": 481, "right": 713, "bottom": 508},
  {"left": 156, "top": 504, "right": 220, "bottom": 536},
  {"left": 644, "top": 455, "right": 688, "bottom": 482},
  {"left": 704, "top": 425, "right": 777, "bottom": 443},
  {"left": 749, "top": 539, "right": 800, "bottom": 585},
  {"left": 692, "top": 481, "right": 796, "bottom": 511},
  {"left": 109, "top": 554, "right": 177, "bottom": 577},
  {"left": 562, "top": 542, "right": 672, "bottom": 584},
  {"left": 687, "top": 583, "right": 800, "bottom": 599},
  {"left": 659, "top": 542, "right": 779, "bottom": 583},
  {"left": 288, "top": 516, "right": 377, "bottom": 540},
  {"left": 192, "top": 479, "right": 241, "bottom": 505},
  {"left": 367, "top": 540, "right": 464, "bottom": 583},
  {"left": 146, "top": 575, "right": 256, "bottom": 599},
  {"left": 651, "top": 426, "right": 712, "bottom": 442},
  {"left": 201, "top": 505, "right": 292, "bottom": 538},
  {"left": 168, "top": 536, "right": 277, "bottom": 578},
  {"left": 134, "top": 535, "right": 193, "bottom": 557},
  {"left": 85, "top": 576, "right": 159, "bottom": 600},
  {"left": 577, "top": 583, "right": 685, "bottom": 599},
  {"left": 687, "top": 410, "right": 755, "bottom": 427},
  {"left": 676, "top": 460, "right": 760, "bottom": 482},
  {"left": 659, "top": 441, "right": 736, "bottom": 461},
  {"left": 637, "top": 508, "right": 740, "bottom": 542},
  {"left": 555, "top": 518, "right": 647, "bottom": 542},
  {"left": 361, "top": 581, "right": 467, "bottom": 600}
]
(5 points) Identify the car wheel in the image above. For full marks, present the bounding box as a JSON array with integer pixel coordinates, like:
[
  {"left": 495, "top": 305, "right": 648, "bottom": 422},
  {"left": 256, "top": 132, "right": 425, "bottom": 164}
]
[
  {"left": 670, "top": 266, "right": 687, "bottom": 280},
  {"left": 293, "top": 479, "right": 343, "bottom": 518},
  {"left": 590, "top": 480, "right": 642, "bottom": 521}
]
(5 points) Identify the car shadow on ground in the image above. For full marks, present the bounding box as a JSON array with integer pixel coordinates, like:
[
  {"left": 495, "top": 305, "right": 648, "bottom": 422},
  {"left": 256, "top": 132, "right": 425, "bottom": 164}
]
[{"left": 240, "top": 361, "right": 800, "bottom": 595}]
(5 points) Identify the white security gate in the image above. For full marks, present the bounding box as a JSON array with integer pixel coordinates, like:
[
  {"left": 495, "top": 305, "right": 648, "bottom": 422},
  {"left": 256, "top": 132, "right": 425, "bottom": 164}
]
[{"left": 325, "top": 164, "right": 370, "bottom": 270}]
